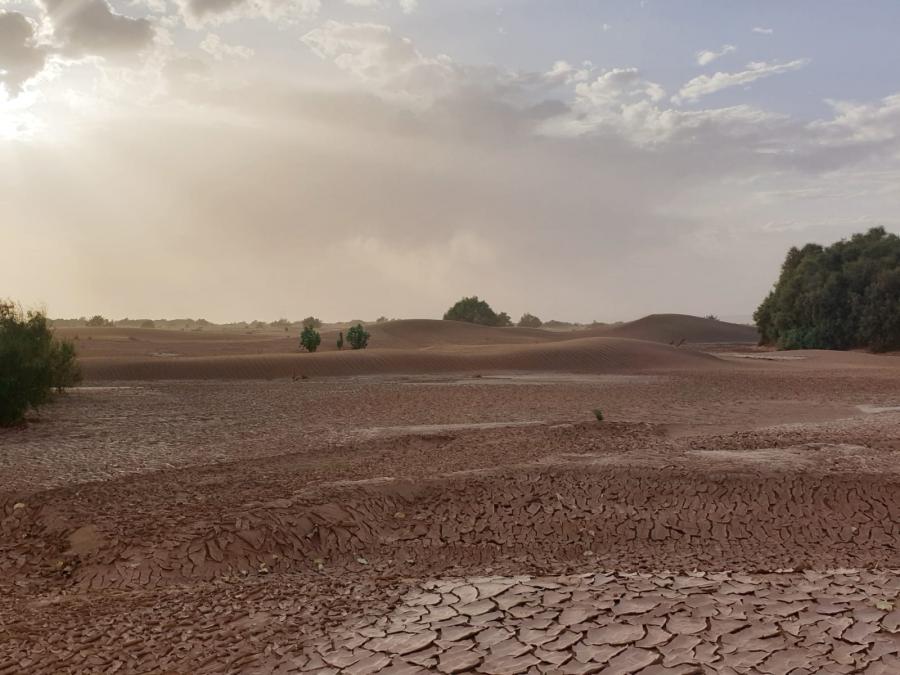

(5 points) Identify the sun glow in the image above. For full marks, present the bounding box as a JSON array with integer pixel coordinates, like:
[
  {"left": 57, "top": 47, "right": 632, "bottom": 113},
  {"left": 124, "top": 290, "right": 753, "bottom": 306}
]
[{"left": 0, "top": 92, "right": 46, "bottom": 141}]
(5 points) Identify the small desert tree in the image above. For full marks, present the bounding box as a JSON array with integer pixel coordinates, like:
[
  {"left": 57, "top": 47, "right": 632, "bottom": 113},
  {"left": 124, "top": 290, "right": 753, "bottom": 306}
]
[
  {"left": 346, "top": 323, "right": 370, "bottom": 350},
  {"left": 443, "top": 296, "right": 510, "bottom": 326},
  {"left": 300, "top": 325, "right": 322, "bottom": 353},
  {"left": 86, "top": 315, "right": 111, "bottom": 327},
  {"left": 336, "top": 331, "right": 344, "bottom": 350},
  {"left": 1, "top": 302, "right": 81, "bottom": 426},
  {"left": 518, "top": 313, "right": 542, "bottom": 328},
  {"left": 302, "top": 316, "right": 322, "bottom": 329}
]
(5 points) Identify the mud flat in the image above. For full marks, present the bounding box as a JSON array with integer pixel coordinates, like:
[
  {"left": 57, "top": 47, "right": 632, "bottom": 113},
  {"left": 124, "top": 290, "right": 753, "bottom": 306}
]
[{"left": 1, "top": 333, "right": 900, "bottom": 673}]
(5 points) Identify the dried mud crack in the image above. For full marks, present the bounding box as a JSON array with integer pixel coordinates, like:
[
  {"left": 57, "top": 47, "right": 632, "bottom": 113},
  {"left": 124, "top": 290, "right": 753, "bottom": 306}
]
[{"left": 3, "top": 364, "right": 900, "bottom": 673}]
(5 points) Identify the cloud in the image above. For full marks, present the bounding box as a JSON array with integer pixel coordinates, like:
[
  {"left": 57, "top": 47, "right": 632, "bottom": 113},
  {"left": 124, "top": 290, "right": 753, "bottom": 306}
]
[
  {"left": 542, "top": 60, "right": 592, "bottom": 85},
  {"left": 675, "top": 59, "right": 809, "bottom": 103},
  {"left": 199, "top": 33, "right": 254, "bottom": 60},
  {"left": 696, "top": 44, "right": 735, "bottom": 66},
  {"left": 5, "top": 17, "right": 900, "bottom": 324},
  {"left": 0, "top": 11, "right": 49, "bottom": 97},
  {"left": 39, "top": 0, "right": 155, "bottom": 57},
  {"left": 174, "top": 0, "right": 320, "bottom": 27},
  {"left": 752, "top": 26, "right": 774, "bottom": 35},
  {"left": 302, "top": 21, "right": 461, "bottom": 98}
]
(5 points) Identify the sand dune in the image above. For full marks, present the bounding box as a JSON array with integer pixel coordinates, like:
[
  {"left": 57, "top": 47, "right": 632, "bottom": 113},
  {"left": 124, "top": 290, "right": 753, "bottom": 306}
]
[
  {"left": 57, "top": 315, "right": 757, "bottom": 363},
  {"left": 327, "top": 319, "right": 557, "bottom": 349},
  {"left": 592, "top": 313, "right": 758, "bottom": 343},
  {"left": 79, "top": 336, "right": 724, "bottom": 380}
]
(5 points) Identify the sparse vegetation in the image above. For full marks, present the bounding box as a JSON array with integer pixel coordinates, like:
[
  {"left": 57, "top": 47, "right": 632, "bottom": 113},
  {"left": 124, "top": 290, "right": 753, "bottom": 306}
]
[
  {"left": 518, "top": 313, "right": 543, "bottom": 328},
  {"left": 270, "top": 318, "right": 290, "bottom": 331},
  {"left": 375, "top": 316, "right": 389, "bottom": 323},
  {"left": 140, "top": 320, "right": 155, "bottom": 329},
  {"left": 300, "top": 325, "right": 322, "bottom": 353},
  {"left": 346, "top": 323, "right": 370, "bottom": 350},
  {"left": 593, "top": 408, "right": 604, "bottom": 422},
  {"left": 337, "top": 331, "right": 344, "bottom": 350},
  {"left": 755, "top": 227, "right": 900, "bottom": 352},
  {"left": 1, "top": 302, "right": 82, "bottom": 426},
  {"left": 443, "top": 296, "right": 510, "bottom": 326},
  {"left": 705, "top": 314, "right": 719, "bottom": 321}
]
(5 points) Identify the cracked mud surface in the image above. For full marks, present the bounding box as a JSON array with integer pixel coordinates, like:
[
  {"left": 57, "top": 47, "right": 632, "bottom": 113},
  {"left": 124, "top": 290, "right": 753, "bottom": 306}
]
[{"left": 2, "top": 352, "right": 900, "bottom": 673}]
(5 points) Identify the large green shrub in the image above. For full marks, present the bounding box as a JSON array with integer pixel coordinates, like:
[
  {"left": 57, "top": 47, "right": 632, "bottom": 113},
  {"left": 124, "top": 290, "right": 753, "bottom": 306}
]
[
  {"left": 443, "top": 296, "right": 510, "bottom": 326},
  {"left": 755, "top": 227, "right": 900, "bottom": 352},
  {"left": 0, "top": 302, "right": 82, "bottom": 426},
  {"left": 300, "top": 325, "right": 321, "bottom": 353},
  {"left": 346, "top": 323, "right": 370, "bottom": 350}
]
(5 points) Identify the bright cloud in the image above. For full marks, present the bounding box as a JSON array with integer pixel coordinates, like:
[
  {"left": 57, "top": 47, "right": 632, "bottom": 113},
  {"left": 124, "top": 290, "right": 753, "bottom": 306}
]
[
  {"left": 696, "top": 44, "right": 735, "bottom": 66},
  {"left": 675, "top": 59, "right": 810, "bottom": 103}
]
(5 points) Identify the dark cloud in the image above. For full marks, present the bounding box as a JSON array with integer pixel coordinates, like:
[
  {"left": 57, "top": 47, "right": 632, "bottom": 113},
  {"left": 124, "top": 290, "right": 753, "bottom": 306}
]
[
  {"left": 39, "top": 0, "right": 154, "bottom": 56},
  {"left": 0, "top": 11, "right": 49, "bottom": 97}
]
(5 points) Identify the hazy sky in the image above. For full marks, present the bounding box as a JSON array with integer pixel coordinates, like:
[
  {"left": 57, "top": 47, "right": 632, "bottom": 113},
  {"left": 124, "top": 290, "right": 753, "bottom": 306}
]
[{"left": 2, "top": 0, "right": 899, "bottom": 323}]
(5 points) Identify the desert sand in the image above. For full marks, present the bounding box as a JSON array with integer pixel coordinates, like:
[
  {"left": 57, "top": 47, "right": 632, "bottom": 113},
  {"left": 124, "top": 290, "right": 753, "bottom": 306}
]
[{"left": 2, "top": 315, "right": 899, "bottom": 673}]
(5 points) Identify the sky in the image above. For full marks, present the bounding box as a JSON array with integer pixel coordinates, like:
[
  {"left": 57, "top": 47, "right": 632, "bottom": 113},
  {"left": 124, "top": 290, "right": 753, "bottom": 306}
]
[{"left": 2, "top": 0, "right": 900, "bottom": 323}]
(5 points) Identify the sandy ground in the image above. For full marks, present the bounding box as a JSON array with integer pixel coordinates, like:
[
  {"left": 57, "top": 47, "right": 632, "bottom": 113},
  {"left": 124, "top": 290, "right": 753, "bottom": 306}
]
[{"left": 1, "top": 323, "right": 900, "bottom": 673}]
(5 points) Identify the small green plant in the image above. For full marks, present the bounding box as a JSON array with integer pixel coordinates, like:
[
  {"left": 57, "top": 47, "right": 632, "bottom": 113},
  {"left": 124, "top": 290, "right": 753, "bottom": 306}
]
[
  {"left": 593, "top": 408, "right": 604, "bottom": 422},
  {"left": 300, "top": 325, "right": 321, "bottom": 353},
  {"left": 346, "top": 323, "right": 370, "bottom": 350},
  {"left": 301, "top": 316, "right": 322, "bottom": 329},
  {"left": 336, "top": 331, "right": 344, "bottom": 350}
]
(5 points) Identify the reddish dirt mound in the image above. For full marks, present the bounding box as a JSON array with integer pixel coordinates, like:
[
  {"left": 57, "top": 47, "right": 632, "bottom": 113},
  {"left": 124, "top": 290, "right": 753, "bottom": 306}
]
[
  {"left": 56, "top": 320, "right": 562, "bottom": 359},
  {"left": 592, "top": 314, "right": 758, "bottom": 344},
  {"left": 4, "top": 451, "right": 897, "bottom": 592},
  {"left": 77, "top": 337, "right": 726, "bottom": 380},
  {"left": 54, "top": 325, "right": 297, "bottom": 358}
]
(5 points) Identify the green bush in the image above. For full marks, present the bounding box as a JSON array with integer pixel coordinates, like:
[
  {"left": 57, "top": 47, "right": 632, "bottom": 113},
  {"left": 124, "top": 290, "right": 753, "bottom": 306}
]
[
  {"left": 346, "top": 323, "right": 370, "bottom": 350},
  {"left": 1, "top": 302, "right": 82, "bottom": 426},
  {"left": 336, "top": 331, "right": 344, "bottom": 350},
  {"left": 443, "top": 296, "right": 510, "bottom": 326},
  {"left": 755, "top": 227, "right": 900, "bottom": 352},
  {"left": 86, "top": 315, "right": 111, "bottom": 327},
  {"left": 302, "top": 316, "right": 322, "bottom": 329},
  {"left": 593, "top": 408, "right": 604, "bottom": 422},
  {"left": 518, "top": 313, "right": 543, "bottom": 328},
  {"left": 300, "top": 325, "right": 321, "bottom": 353}
]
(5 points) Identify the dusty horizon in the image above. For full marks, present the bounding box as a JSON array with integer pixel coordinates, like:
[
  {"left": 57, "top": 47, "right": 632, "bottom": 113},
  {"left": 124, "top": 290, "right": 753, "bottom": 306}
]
[
  {"left": 45, "top": 309, "right": 757, "bottom": 328},
  {"left": 3, "top": 1, "right": 900, "bottom": 323}
]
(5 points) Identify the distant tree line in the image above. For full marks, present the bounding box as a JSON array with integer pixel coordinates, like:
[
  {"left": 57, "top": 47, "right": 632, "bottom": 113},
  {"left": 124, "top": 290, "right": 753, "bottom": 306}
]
[{"left": 755, "top": 227, "right": 900, "bottom": 352}]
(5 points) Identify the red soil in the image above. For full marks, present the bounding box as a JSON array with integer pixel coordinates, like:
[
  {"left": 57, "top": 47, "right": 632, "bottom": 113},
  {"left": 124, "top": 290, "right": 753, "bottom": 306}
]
[{"left": 2, "top": 324, "right": 899, "bottom": 673}]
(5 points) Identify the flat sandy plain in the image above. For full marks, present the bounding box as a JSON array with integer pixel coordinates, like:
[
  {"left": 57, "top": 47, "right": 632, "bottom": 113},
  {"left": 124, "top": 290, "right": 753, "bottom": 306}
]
[{"left": 2, "top": 316, "right": 899, "bottom": 674}]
